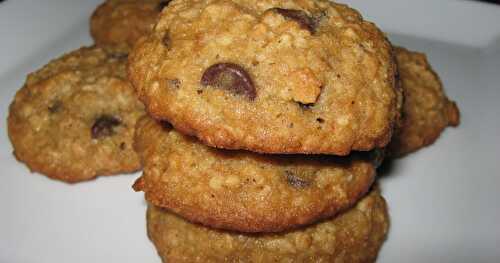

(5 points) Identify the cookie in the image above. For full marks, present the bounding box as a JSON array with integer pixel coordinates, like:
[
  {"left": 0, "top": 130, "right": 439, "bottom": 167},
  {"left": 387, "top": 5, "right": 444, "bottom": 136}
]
[
  {"left": 90, "top": 0, "right": 173, "bottom": 54},
  {"left": 8, "top": 46, "right": 145, "bottom": 183},
  {"left": 147, "top": 188, "right": 389, "bottom": 263},
  {"left": 128, "top": 0, "right": 401, "bottom": 155},
  {"left": 133, "top": 116, "right": 380, "bottom": 232},
  {"left": 389, "top": 47, "right": 460, "bottom": 157}
]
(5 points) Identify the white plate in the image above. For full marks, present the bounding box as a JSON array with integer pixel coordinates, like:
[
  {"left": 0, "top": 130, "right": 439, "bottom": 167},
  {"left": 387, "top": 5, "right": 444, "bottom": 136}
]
[{"left": 1, "top": 1, "right": 499, "bottom": 262}]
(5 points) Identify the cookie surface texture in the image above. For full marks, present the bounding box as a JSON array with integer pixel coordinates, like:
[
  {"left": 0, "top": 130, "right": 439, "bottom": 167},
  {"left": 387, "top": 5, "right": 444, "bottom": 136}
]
[
  {"left": 128, "top": 0, "right": 400, "bottom": 155},
  {"left": 389, "top": 47, "right": 460, "bottom": 156},
  {"left": 8, "top": 46, "right": 145, "bottom": 183},
  {"left": 133, "top": 116, "right": 378, "bottom": 232},
  {"left": 90, "top": 0, "right": 172, "bottom": 53},
  {"left": 147, "top": 189, "right": 389, "bottom": 263}
]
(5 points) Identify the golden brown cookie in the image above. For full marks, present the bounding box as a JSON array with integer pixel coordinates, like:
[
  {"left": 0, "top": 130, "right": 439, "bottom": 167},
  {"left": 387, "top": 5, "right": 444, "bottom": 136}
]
[
  {"left": 389, "top": 47, "right": 460, "bottom": 157},
  {"left": 8, "top": 46, "right": 145, "bottom": 183},
  {"left": 133, "top": 116, "right": 380, "bottom": 232},
  {"left": 90, "top": 0, "right": 172, "bottom": 54},
  {"left": 128, "top": 0, "right": 400, "bottom": 155},
  {"left": 147, "top": 188, "right": 389, "bottom": 263}
]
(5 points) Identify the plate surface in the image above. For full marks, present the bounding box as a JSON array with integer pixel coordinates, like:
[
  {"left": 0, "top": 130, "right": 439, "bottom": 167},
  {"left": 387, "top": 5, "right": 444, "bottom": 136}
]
[{"left": 1, "top": 1, "right": 499, "bottom": 262}]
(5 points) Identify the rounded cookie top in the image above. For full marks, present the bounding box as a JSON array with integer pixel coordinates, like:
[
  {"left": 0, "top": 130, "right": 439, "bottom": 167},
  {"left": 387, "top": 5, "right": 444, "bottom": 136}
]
[
  {"left": 8, "top": 46, "right": 145, "bottom": 183},
  {"left": 90, "top": 0, "right": 173, "bottom": 53},
  {"left": 128, "top": 0, "right": 400, "bottom": 155},
  {"left": 389, "top": 47, "right": 460, "bottom": 157},
  {"left": 133, "top": 116, "right": 379, "bottom": 232},
  {"left": 147, "top": 188, "right": 389, "bottom": 263}
]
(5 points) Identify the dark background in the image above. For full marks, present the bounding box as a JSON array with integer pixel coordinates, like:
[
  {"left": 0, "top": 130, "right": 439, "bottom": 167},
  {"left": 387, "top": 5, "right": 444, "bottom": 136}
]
[{"left": 475, "top": 0, "right": 500, "bottom": 4}]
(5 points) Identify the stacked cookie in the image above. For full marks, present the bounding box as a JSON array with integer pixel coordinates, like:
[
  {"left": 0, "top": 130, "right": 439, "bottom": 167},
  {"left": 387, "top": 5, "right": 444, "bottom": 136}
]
[
  {"left": 7, "top": 0, "right": 460, "bottom": 261},
  {"left": 126, "top": 0, "right": 398, "bottom": 261}
]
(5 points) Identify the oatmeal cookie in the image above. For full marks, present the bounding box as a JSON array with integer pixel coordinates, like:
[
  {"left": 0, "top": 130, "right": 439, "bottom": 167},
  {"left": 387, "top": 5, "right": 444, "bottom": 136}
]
[
  {"left": 90, "top": 0, "right": 173, "bottom": 53},
  {"left": 147, "top": 188, "right": 389, "bottom": 263},
  {"left": 8, "top": 46, "right": 145, "bottom": 183},
  {"left": 128, "top": 0, "right": 400, "bottom": 155},
  {"left": 133, "top": 116, "right": 380, "bottom": 232},
  {"left": 389, "top": 47, "right": 460, "bottom": 156}
]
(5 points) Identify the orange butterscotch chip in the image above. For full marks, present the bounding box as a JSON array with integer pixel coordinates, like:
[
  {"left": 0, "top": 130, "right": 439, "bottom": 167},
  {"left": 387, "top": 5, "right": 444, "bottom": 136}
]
[{"left": 288, "top": 68, "right": 322, "bottom": 104}]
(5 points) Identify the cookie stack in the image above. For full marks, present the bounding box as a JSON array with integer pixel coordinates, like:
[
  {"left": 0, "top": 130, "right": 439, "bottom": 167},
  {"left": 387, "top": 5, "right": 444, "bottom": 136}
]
[
  {"left": 127, "top": 0, "right": 399, "bottom": 261},
  {"left": 7, "top": 0, "right": 460, "bottom": 261},
  {"left": 122, "top": 0, "right": 460, "bottom": 261}
]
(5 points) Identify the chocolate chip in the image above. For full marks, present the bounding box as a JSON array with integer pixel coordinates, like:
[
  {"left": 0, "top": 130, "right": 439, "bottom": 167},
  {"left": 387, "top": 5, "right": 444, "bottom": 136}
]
[
  {"left": 160, "top": 121, "right": 173, "bottom": 131},
  {"left": 91, "top": 115, "right": 121, "bottom": 139},
  {"left": 109, "top": 52, "right": 128, "bottom": 60},
  {"left": 298, "top": 102, "right": 314, "bottom": 110},
  {"left": 316, "top": 118, "right": 324, "bottom": 123},
  {"left": 272, "top": 8, "right": 316, "bottom": 33},
  {"left": 48, "top": 101, "right": 62, "bottom": 113},
  {"left": 201, "top": 63, "right": 256, "bottom": 100},
  {"left": 162, "top": 33, "right": 171, "bottom": 48},
  {"left": 157, "top": 0, "right": 172, "bottom": 11},
  {"left": 285, "top": 171, "right": 311, "bottom": 188}
]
